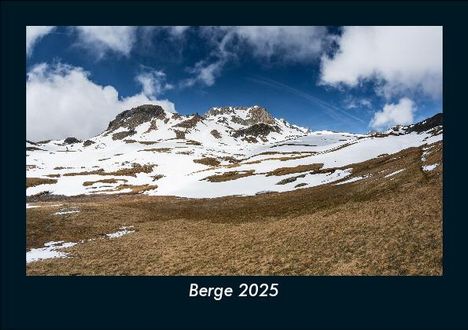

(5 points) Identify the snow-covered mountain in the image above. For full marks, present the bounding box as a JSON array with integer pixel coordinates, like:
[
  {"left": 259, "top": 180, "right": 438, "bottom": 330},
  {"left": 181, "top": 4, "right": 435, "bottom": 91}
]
[
  {"left": 26, "top": 105, "right": 443, "bottom": 198},
  {"left": 101, "top": 104, "right": 308, "bottom": 146}
]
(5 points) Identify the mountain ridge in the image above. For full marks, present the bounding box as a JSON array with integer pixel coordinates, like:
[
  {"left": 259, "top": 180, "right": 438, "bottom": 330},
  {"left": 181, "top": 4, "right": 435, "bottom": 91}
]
[{"left": 26, "top": 105, "right": 443, "bottom": 199}]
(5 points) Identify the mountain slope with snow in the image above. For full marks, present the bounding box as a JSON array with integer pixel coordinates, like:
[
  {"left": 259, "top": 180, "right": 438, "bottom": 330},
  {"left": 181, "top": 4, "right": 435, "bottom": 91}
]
[{"left": 26, "top": 105, "right": 443, "bottom": 198}]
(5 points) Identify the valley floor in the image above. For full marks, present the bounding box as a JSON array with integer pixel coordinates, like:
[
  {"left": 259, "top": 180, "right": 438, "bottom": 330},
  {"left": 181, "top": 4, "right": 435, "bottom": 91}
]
[{"left": 26, "top": 143, "right": 442, "bottom": 275}]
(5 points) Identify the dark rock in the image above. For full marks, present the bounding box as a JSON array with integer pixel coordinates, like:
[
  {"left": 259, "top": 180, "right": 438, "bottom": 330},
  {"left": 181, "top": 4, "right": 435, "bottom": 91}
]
[
  {"left": 26, "top": 146, "right": 45, "bottom": 151},
  {"left": 145, "top": 120, "right": 158, "bottom": 133},
  {"left": 83, "top": 140, "right": 95, "bottom": 147},
  {"left": 206, "top": 105, "right": 275, "bottom": 126},
  {"left": 232, "top": 123, "right": 281, "bottom": 138},
  {"left": 248, "top": 106, "right": 275, "bottom": 125},
  {"left": 210, "top": 129, "right": 221, "bottom": 139},
  {"left": 64, "top": 137, "right": 81, "bottom": 144},
  {"left": 174, "top": 114, "right": 204, "bottom": 129},
  {"left": 242, "top": 136, "right": 258, "bottom": 143},
  {"left": 174, "top": 130, "right": 186, "bottom": 139},
  {"left": 407, "top": 113, "right": 443, "bottom": 134},
  {"left": 107, "top": 104, "right": 166, "bottom": 132},
  {"left": 112, "top": 130, "right": 136, "bottom": 140}
]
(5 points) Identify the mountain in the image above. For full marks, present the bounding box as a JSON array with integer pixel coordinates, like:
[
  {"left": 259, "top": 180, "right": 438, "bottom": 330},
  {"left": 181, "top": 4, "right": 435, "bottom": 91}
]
[
  {"left": 100, "top": 104, "right": 308, "bottom": 145},
  {"left": 26, "top": 105, "right": 443, "bottom": 199}
]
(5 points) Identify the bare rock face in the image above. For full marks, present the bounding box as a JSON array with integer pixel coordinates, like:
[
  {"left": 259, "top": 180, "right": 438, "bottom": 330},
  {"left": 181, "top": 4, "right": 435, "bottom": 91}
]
[
  {"left": 248, "top": 106, "right": 275, "bottom": 125},
  {"left": 206, "top": 105, "right": 275, "bottom": 126},
  {"left": 107, "top": 104, "right": 166, "bottom": 132},
  {"left": 210, "top": 129, "right": 222, "bottom": 139},
  {"left": 112, "top": 130, "right": 136, "bottom": 140},
  {"left": 174, "top": 114, "right": 204, "bottom": 129},
  {"left": 83, "top": 139, "right": 95, "bottom": 147},
  {"left": 64, "top": 137, "right": 81, "bottom": 144},
  {"left": 232, "top": 123, "right": 281, "bottom": 139},
  {"left": 407, "top": 113, "right": 443, "bottom": 134},
  {"left": 174, "top": 130, "right": 186, "bottom": 139},
  {"left": 371, "top": 113, "right": 443, "bottom": 137}
]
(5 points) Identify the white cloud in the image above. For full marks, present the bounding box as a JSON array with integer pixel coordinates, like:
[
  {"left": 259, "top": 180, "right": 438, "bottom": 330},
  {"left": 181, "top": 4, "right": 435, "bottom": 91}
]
[
  {"left": 185, "top": 26, "right": 328, "bottom": 87},
  {"left": 228, "top": 26, "right": 328, "bottom": 62},
  {"left": 183, "top": 59, "right": 227, "bottom": 87},
  {"left": 344, "top": 97, "right": 372, "bottom": 110},
  {"left": 135, "top": 67, "right": 173, "bottom": 98},
  {"left": 320, "top": 26, "right": 443, "bottom": 98},
  {"left": 27, "top": 63, "right": 175, "bottom": 141},
  {"left": 73, "top": 26, "right": 138, "bottom": 58},
  {"left": 370, "top": 97, "right": 416, "bottom": 129},
  {"left": 26, "top": 26, "right": 56, "bottom": 56}
]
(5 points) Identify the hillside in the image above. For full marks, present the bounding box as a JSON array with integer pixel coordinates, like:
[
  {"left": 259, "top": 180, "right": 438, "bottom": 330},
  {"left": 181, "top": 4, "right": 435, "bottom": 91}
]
[
  {"left": 26, "top": 105, "right": 442, "bottom": 199},
  {"left": 26, "top": 105, "right": 443, "bottom": 275}
]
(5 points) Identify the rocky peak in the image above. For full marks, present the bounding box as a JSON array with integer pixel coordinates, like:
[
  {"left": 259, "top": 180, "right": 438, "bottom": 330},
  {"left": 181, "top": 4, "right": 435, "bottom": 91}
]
[
  {"left": 63, "top": 137, "right": 81, "bottom": 144},
  {"left": 248, "top": 106, "right": 275, "bottom": 125},
  {"left": 206, "top": 105, "right": 276, "bottom": 126},
  {"left": 406, "top": 113, "right": 442, "bottom": 134},
  {"left": 107, "top": 104, "right": 167, "bottom": 132},
  {"left": 375, "top": 113, "right": 443, "bottom": 137}
]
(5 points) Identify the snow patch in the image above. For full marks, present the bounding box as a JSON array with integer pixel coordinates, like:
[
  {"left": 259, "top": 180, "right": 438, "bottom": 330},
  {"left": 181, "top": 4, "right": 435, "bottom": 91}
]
[
  {"left": 106, "top": 226, "right": 135, "bottom": 239},
  {"left": 384, "top": 169, "right": 405, "bottom": 178},
  {"left": 26, "top": 241, "right": 77, "bottom": 263},
  {"left": 422, "top": 164, "right": 439, "bottom": 172},
  {"left": 54, "top": 208, "right": 80, "bottom": 215}
]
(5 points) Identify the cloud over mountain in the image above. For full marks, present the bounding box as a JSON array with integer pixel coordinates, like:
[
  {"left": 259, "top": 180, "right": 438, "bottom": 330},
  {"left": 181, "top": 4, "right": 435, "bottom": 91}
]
[
  {"left": 27, "top": 63, "right": 175, "bottom": 140},
  {"left": 370, "top": 97, "right": 416, "bottom": 129}
]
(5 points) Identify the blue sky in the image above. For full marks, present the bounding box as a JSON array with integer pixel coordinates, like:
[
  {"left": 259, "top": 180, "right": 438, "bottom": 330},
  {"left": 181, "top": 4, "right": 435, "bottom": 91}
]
[{"left": 26, "top": 26, "right": 442, "bottom": 140}]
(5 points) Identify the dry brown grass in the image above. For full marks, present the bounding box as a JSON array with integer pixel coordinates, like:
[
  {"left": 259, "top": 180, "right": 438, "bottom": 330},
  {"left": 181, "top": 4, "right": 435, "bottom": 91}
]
[
  {"left": 26, "top": 142, "right": 442, "bottom": 276},
  {"left": 114, "top": 184, "right": 158, "bottom": 194},
  {"left": 106, "top": 164, "right": 155, "bottom": 177},
  {"left": 26, "top": 177, "right": 57, "bottom": 188},
  {"left": 63, "top": 169, "right": 105, "bottom": 176},
  {"left": 266, "top": 163, "right": 323, "bottom": 176},
  {"left": 82, "top": 178, "right": 126, "bottom": 186},
  {"left": 138, "top": 148, "right": 171, "bottom": 153},
  {"left": 243, "top": 154, "right": 313, "bottom": 165},
  {"left": 204, "top": 170, "right": 255, "bottom": 182},
  {"left": 63, "top": 164, "right": 155, "bottom": 178},
  {"left": 193, "top": 157, "right": 221, "bottom": 167}
]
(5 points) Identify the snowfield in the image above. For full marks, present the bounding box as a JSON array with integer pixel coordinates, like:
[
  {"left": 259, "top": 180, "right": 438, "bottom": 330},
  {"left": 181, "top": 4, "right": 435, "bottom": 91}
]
[{"left": 26, "top": 106, "right": 443, "bottom": 199}]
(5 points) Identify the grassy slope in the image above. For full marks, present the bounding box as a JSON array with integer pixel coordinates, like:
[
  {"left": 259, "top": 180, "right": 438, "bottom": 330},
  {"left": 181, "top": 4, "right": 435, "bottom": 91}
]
[{"left": 26, "top": 142, "right": 442, "bottom": 275}]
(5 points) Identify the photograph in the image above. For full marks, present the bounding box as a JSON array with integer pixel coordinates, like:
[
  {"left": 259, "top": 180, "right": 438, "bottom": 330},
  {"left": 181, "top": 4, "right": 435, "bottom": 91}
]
[{"left": 25, "top": 26, "right": 443, "bottom": 276}]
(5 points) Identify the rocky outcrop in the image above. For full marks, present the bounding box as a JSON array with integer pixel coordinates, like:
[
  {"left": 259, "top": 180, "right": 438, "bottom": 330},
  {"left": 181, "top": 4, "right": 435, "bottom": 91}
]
[
  {"left": 64, "top": 137, "right": 81, "bottom": 144},
  {"left": 407, "top": 113, "right": 443, "bottom": 134},
  {"left": 248, "top": 106, "right": 275, "bottom": 125},
  {"left": 174, "top": 114, "right": 204, "bottom": 129},
  {"left": 210, "top": 129, "right": 221, "bottom": 139},
  {"left": 107, "top": 104, "right": 166, "bottom": 132},
  {"left": 83, "top": 139, "right": 95, "bottom": 147},
  {"left": 174, "top": 130, "right": 186, "bottom": 139},
  {"left": 206, "top": 105, "right": 275, "bottom": 126},
  {"left": 112, "top": 130, "right": 136, "bottom": 140},
  {"left": 232, "top": 123, "right": 281, "bottom": 139}
]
